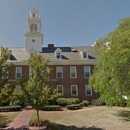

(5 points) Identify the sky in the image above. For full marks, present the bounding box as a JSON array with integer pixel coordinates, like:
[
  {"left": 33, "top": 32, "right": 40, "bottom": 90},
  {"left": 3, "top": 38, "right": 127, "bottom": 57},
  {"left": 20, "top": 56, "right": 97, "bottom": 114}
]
[{"left": 0, "top": 0, "right": 130, "bottom": 48}]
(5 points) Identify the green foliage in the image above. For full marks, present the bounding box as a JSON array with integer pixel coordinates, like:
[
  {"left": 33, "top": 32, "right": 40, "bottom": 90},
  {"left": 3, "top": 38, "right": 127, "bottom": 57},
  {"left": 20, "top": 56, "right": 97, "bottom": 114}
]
[
  {"left": 29, "top": 118, "right": 59, "bottom": 130},
  {"left": 0, "top": 47, "right": 14, "bottom": 106},
  {"left": 57, "top": 98, "right": 80, "bottom": 106},
  {"left": 0, "top": 105, "right": 21, "bottom": 111},
  {"left": 66, "top": 104, "right": 82, "bottom": 110},
  {"left": 89, "top": 17, "right": 130, "bottom": 106},
  {"left": 80, "top": 100, "right": 89, "bottom": 106},
  {"left": 0, "top": 117, "right": 7, "bottom": 128},
  {"left": 41, "top": 105, "right": 61, "bottom": 111},
  {"left": 18, "top": 54, "right": 60, "bottom": 127}
]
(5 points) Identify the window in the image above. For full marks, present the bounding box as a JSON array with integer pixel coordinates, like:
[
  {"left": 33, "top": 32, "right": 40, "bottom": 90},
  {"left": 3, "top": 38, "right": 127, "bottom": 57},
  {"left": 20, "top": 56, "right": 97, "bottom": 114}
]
[
  {"left": 16, "top": 67, "right": 22, "bottom": 79},
  {"left": 30, "top": 23, "right": 37, "bottom": 32},
  {"left": 85, "top": 85, "right": 92, "bottom": 95},
  {"left": 70, "top": 67, "right": 77, "bottom": 78},
  {"left": 56, "top": 67, "right": 63, "bottom": 78},
  {"left": 2, "top": 67, "right": 8, "bottom": 79},
  {"left": 84, "top": 66, "right": 91, "bottom": 78},
  {"left": 46, "top": 67, "right": 49, "bottom": 78},
  {"left": 83, "top": 52, "right": 87, "bottom": 58},
  {"left": 57, "top": 85, "right": 63, "bottom": 95},
  {"left": 56, "top": 52, "right": 61, "bottom": 59},
  {"left": 71, "top": 85, "right": 78, "bottom": 96},
  {"left": 16, "top": 85, "right": 21, "bottom": 91}
]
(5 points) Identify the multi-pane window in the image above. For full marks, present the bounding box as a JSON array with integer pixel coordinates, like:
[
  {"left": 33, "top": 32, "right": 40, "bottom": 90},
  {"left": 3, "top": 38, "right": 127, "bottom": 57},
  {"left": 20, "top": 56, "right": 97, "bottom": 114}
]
[
  {"left": 56, "top": 67, "right": 63, "bottom": 78},
  {"left": 85, "top": 85, "right": 92, "bottom": 95},
  {"left": 84, "top": 66, "right": 91, "bottom": 78},
  {"left": 46, "top": 67, "right": 49, "bottom": 78},
  {"left": 83, "top": 52, "right": 87, "bottom": 58},
  {"left": 56, "top": 52, "right": 61, "bottom": 59},
  {"left": 57, "top": 85, "right": 63, "bottom": 95},
  {"left": 71, "top": 85, "right": 78, "bottom": 96},
  {"left": 70, "top": 67, "right": 77, "bottom": 78},
  {"left": 2, "top": 67, "right": 8, "bottom": 79},
  {"left": 16, "top": 67, "right": 22, "bottom": 79},
  {"left": 15, "top": 85, "right": 21, "bottom": 91}
]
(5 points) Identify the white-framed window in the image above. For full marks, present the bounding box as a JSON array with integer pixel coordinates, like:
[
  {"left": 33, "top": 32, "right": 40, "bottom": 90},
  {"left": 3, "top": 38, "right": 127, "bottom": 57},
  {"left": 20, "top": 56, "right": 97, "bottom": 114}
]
[
  {"left": 70, "top": 67, "right": 77, "bottom": 78},
  {"left": 46, "top": 67, "right": 49, "bottom": 78},
  {"left": 85, "top": 85, "right": 92, "bottom": 95},
  {"left": 55, "top": 48, "right": 62, "bottom": 59},
  {"left": 2, "top": 67, "right": 8, "bottom": 79},
  {"left": 84, "top": 66, "right": 91, "bottom": 78},
  {"left": 15, "top": 85, "right": 21, "bottom": 91},
  {"left": 57, "top": 85, "right": 63, "bottom": 95},
  {"left": 83, "top": 52, "right": 88, "bottom": 58},
  {"left": 16, "top": 67, "right": 22, "bottom": 79},
  {"left": 56, "top": 52, "right": 61, "bottom": 59},
  {"left": 56, "top": 67, "right": 63, "bottom": 78},
  {"left": 71, "top": 85, "right": 78, "bottom": 96}
]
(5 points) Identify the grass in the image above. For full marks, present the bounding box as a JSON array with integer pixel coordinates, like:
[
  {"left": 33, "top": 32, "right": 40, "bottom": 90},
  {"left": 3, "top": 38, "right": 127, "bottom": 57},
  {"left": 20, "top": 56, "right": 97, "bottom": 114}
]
[
  {"left": 0, "top": 111, "right": 20, "bottom": 123},
  {"left": 30, "top": 106, "right": 130, "bottom": 130}
]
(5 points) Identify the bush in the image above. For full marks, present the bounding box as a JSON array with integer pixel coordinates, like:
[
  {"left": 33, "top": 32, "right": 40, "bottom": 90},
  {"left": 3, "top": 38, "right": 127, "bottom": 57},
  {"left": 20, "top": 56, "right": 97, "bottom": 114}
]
[
  {"left": 57, "top": 98, "right": 79, "bottom": 106},
  {"left": 80, "top": 100, "right": 89, "bottom": 107},
  {"left": 41, "top": 105, "right": 61, "bottom": 111},
  {"left": 92, "top": 99, "right": 102, "bottom": 106},
  {"left": 0, "top": 117, "right": 7, "bottom": 128},
  {"left": 0, "top": 105, "right": 21, "bottom": 111},
  {"left": 66, "top": 104, "right": 82, "bottom": 110},
  {"left": 29, "top": 119, "right": 59, "bottom": 129}
]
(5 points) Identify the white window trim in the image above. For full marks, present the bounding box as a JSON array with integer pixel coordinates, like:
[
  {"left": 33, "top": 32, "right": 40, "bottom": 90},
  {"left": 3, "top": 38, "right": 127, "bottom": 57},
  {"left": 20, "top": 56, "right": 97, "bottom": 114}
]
[
  {"left": 85, "top": 85, "right": 92, "bottom": 96},
  {"left": 82, "top": 51, "right": 88, "bottom": 59},
  {"left": 57, "top": 85, "right": 63, "bottom": 96},
  {"left": 56, "top": 67, "right": 63, "bottom": 78},
  {"left": 55, "top": 52, "right": 61, "bottom": 59},
  {"left": 15, "top": 67, "right": 22, "bottom": 79},
  {"left": 15, "top": 85, "right": 21, "bottom": 91},
  {"left": 70, "top": 66, "right": 77, "bottom": 78},
  {"left": 2, "top": 67, "right": 8, "bottom": 79},
  {"left": 71, "top": 85, "right": 78, "bottom": 96},
  {"left": 84, "top": 66, "right": 91, "bottom": 78}
]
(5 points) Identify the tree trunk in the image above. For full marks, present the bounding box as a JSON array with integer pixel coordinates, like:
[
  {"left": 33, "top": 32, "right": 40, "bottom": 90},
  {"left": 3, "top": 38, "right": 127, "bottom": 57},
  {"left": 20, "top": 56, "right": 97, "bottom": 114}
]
[{"left": 36, "top": 109, "right": 40, "bottom": 127}]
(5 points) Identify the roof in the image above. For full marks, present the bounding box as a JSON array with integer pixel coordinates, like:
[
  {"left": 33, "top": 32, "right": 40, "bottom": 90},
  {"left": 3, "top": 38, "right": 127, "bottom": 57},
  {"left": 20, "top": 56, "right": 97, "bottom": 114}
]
[{"left": 8, "top": 46, "right": 96, "bottom": 63}]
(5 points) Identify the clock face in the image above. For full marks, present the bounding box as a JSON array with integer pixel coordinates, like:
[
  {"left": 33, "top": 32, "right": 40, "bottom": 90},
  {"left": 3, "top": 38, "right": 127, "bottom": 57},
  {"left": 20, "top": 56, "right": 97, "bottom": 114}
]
[{"left": 32, "top": 39, "right": 35, "bottom": 42}]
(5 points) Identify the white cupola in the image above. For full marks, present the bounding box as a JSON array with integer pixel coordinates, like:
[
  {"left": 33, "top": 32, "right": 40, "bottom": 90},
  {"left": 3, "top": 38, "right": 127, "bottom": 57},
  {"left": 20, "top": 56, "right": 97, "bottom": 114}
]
[{"left": 24, "top": 9, "right": 43, "bottom": 52}]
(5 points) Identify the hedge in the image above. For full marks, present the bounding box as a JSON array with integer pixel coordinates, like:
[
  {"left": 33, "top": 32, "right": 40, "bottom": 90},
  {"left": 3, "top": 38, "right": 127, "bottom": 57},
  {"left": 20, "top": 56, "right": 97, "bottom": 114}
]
[
  {"left": 0, "top": 105, "right": 21, "bottom": 111},
  {"left": 66, "top": 104, "right": 82, "bottom": 110},
  {"left": 41, "top": 105, "right": 61, "bottom": 111},
  {"left": 57, "top": 98, "right": 80, "bottom": 106}
]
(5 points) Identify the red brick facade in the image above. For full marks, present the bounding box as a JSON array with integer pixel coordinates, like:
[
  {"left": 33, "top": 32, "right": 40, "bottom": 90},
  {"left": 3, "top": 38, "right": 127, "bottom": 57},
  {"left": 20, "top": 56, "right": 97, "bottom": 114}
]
[{"left": 0, "top": 64, "right": 99, "bottom": 102}]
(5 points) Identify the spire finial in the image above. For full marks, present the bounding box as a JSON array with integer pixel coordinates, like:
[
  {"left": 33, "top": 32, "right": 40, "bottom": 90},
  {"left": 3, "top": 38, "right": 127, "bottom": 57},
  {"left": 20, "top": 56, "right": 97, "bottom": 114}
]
[{"left": 33, "top": 3, "right": 35, "bottom": 9}]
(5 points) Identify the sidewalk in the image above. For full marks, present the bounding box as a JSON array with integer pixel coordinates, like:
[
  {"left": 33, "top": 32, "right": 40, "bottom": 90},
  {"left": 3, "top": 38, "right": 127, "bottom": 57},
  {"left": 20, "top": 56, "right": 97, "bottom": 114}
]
[{"left": 7, "top": 106, "right": 34, "bottom": 130}]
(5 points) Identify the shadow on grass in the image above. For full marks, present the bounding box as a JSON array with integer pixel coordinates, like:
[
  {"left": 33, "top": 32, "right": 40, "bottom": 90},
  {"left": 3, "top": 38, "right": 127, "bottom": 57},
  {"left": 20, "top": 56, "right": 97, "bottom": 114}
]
[
  {"left": 116, "top": 110, "right": 130, "bottom": 121},
  {"left": 59, "top": 124, "right": 105, "bottom": 130}
]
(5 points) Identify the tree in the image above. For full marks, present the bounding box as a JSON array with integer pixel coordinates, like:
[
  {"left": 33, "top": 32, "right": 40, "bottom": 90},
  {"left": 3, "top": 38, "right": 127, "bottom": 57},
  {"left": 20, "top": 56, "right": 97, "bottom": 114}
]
[
  {"left": 89, "top": 17, "right": 130, "bottom": 106},
  {"left": 0, "top": 47, "right": 14, "bottom": 106},
  {"left": 18, "top": 54, "right": 60, "bottom": 127}
]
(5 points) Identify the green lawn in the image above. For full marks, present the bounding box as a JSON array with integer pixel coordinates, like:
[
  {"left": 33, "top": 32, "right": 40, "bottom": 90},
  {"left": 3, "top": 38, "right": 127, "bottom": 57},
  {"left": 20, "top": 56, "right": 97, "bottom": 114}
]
[
  {"left": 0, "top": 111, "right": 20, "bottom": 123},
  {"left": 31, "top": 106, "right": 130, "bottom": 130}
]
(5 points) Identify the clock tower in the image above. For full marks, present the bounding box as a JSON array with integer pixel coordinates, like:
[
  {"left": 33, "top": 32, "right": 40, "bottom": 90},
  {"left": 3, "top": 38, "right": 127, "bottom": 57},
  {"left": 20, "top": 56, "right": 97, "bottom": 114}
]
[{"left": 24, "top": 9, "right": 43, "bottom": 52}]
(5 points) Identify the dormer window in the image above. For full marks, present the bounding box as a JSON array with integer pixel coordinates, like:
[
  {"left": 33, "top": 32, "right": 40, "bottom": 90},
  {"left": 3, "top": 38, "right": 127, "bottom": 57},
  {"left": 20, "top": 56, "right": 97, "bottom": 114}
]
[
  {"left": 55, "top": 48, "right": 62, "bottom": 59},
  {"left": 83, "top": 52, "right": 87, "bottom": 58},
  {"left": 80, "top": 49, "right": 88, "bottom": 59}
]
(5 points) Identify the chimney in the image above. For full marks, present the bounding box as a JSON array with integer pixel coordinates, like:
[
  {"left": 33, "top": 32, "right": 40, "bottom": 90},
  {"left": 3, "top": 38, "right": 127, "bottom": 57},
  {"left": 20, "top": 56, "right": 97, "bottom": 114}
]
[{"left": 48, "top": 44, "right": 54, "bottom": 48}]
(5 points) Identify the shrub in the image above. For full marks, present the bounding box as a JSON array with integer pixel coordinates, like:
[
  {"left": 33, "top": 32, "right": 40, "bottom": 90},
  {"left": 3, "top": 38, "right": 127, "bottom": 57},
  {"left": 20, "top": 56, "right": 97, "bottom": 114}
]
[
  {"left": 57, "top": 98, "right": 79, "bottom": 106},
  {"left": 0, "top": 105, "right": 21, "bottom": 111},
  {"left": 29, "top": 118, "right": 44, "bottom": 126},
  {"left": 92, "top": 99, "right": 102, "bottom": 106},
  {"left": 41, "top": 105, "right": 61, "bottom": 111},
  {"left": 66, "top": 104, "right": 82, "bottom": 110},
  {"left": 80, "top": 100, "right": 89, "bottom": 106},
  {"left": 0, "top": 117, "right": 7, "bottom": 128},
  {"left": 29, "top": 119, "right": 59, "bottom": 129}
]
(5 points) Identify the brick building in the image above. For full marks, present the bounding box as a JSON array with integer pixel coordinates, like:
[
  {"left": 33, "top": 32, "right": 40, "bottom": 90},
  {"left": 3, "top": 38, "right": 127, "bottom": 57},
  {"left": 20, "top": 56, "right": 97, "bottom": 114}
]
[{"left": 1, "top": 9, "right": 99, "bottom": 102}]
